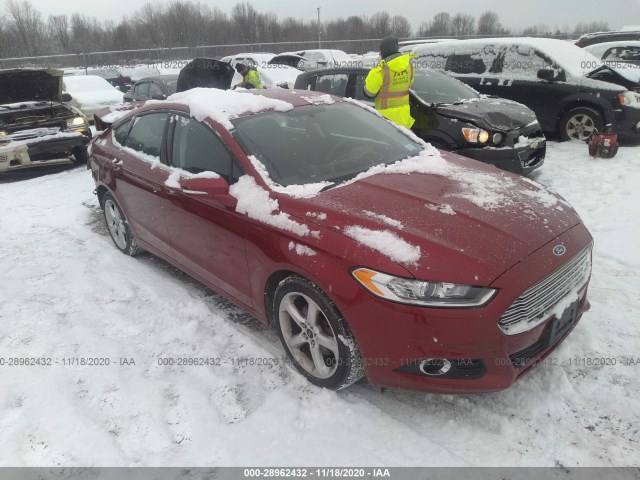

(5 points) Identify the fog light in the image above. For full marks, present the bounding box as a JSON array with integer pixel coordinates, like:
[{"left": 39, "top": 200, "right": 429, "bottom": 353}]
[
  {"left": 419, "top": 358, "right": 452, "bottom": 376},
  {"left": 493, "top": 132, "right": 503, "bottom": 144}
]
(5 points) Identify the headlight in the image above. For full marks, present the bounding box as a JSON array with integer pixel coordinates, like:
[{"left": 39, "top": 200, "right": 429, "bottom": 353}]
[
  {"left": 351, "top": 268, "right": 497, "bottom": 308},
  {"left": 618, "top": 91, "right": 640, "bottom": 106},
  {"left": 0, "top": 130, "right": 7, "bottom": 137},
  {"left": 67, "top": 116, "right": 87, "bottom": 129},
  {"left": 462, "top": 127, "right": 490, "bottom": 144}
]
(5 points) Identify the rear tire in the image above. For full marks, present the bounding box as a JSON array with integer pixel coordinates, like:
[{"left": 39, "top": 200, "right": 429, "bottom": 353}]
[
  {"left": 559, "top": 107, "right": 603, "bottom": 142},
  {"left": 102, "top": 193, "right": 143, "bottom": 256},
  {"left": 273, "top": 275, "right": 364, "bottom": 390}
]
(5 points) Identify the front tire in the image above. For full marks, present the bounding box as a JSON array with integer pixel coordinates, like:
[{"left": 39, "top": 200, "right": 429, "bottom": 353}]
[
  {"left": 559, "top": 107, "right": 603, "bottom": 142},
  {"left": 102, "top": 193, "right": 142, "bottom": 256},
  {"left": 273, "top": 275, "right": 364, "bottom": 390}
]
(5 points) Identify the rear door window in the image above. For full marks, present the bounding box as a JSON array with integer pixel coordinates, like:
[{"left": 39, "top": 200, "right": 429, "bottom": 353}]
[
  {"left": 124, "top": 113, "right": 168, "bottom": 159},
  {"left": 315, "top": 74, "right": 349, "bottom": 96},
  {"left": 500, "top": 45, "right": 552, "bottom": 78},
  {"left": 136, "top": 82, "right": 150, "bottom": 98}
]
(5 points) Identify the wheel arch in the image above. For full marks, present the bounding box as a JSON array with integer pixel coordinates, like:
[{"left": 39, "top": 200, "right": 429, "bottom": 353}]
[{"left": 555, "top": 96, "right": 613, "bottom": 134}]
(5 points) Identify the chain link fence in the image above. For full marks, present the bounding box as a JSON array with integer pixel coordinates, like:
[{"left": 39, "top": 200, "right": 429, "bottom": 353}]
[{"left": 0, "top": 34, "right": 581, "bottom": 71}]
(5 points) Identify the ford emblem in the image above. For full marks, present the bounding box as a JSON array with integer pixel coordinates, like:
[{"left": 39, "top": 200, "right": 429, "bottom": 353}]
[{"left": 553, "top": 245, "right": 566, "bottom": 256}]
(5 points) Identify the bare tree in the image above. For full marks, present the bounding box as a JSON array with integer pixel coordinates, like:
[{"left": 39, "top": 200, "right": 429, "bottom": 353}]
[
  {"left": 477, "top": 11, "right": 501, "bottom": 35},
  {"left": 370, "top": 11, "right": 392, "bottom": 38},
  {"left": 429, "top": 12, "right": 451, "bottom": 37},
  {"left": 6, "top": 0, "right": 45, "bottom": 56},
  {"left": 390, "top": 15, "right": 412, "bottom": 38},
  {"left": 48, "top": 15, "right": 70, "bottom": 53},
  {"left": 450, "top": 13, "right": 475, "bottom": 36}
]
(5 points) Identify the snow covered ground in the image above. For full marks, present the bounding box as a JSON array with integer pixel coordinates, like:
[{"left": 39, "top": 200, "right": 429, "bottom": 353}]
[{"left": 0, "top": 141, "right": 638, "bottom": 467}]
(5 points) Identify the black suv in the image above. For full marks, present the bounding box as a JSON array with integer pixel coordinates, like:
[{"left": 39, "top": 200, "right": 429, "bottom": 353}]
[
  {"left": 295, "top": 67, "right": 546, "bottom": 175},
  {"left": 413, "top": 38, "right": 640, "bottom": 141},
  {"left": 0, "top": 68, "right": 91, "bottom": 173}
]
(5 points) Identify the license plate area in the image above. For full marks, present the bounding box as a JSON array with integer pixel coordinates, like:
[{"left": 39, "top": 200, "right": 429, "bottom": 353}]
[{"left": 549, "top": 300, "right": 579, "bottom": 346}]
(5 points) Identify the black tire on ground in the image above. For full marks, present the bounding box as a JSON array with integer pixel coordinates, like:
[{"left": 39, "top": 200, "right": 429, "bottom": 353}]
[
  {"left": 559, "top": 106, "right": 604, "bottom": 142},
  {"left": 72, "top": 146, "right": 87, "bottom": 164},
  {"left": 102, "top": 192, "right": 143, "bottom": 256},
  {"left": 273, "top": 275, "right": 364, "bottom": 390}
]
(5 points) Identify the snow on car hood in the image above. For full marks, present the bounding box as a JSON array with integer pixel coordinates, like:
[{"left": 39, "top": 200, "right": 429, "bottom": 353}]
[
  {"left": 278, "top": 151, "right": 581, "bottom": 285},
  {"left": 433, "top": 97, "right": 538, "bottom": 132},
  {"left": 0, "top": 68, "right": 64, "bottom": 104}
]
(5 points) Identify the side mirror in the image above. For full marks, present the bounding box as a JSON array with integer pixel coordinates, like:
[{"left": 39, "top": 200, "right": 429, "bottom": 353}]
[
  {"left": 62, "top": 92, "right": 72, "bottom": 102},
  {"left": 537, "top": 68, "right": 564, "bottom": 82},
  {"left": 179, "top": 175, "right": 237, "bottom": 207},
  {"left": 181, "top": 176, "right": 229, "bottom": 195}
]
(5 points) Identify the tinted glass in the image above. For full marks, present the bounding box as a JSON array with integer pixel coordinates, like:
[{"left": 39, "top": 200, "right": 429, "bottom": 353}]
[
  {"left": 166, "top": 80, "right": 178, "bottom": 94},
  {"left": 125, "top": 113, "right": 167, "bottom": 158},
  {"left": 136, "top": 82, "right": 150, "bottom": 97},
  {"left": 315, "top": 74, "right": 348, "bottom": 96},
  {"left": 232, "top": 103, "right": 422, "bottom": 187},
  {"left": 114, "top": 118, "right": 132, "bottom": 145},
  {"left": 411, "top": 70, "right": 479, "bottom": 104},
  {"left": 171, "top": 116, "right": 232, "bottom": 180},
  {"left": 149, "top": 82, "right": 164, "bottom": 97}
]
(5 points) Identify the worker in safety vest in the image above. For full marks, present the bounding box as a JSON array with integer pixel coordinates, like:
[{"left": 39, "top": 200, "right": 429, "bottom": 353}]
[
  {"left": 364, "top": 36, "right": 416, "bottom": 128},
  {"left": 235, "top": 63, "right": 265, "bottom": 89}
]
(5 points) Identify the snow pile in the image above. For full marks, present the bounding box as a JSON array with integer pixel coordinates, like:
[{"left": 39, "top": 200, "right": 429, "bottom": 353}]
[
  {"left": 344, "top": 226, "right": 421, "bottom": 265},
  {"left": 425, "top": 203, "right": 456, "bottom": 215},
  {"left": 288, "top": 241, "right": 317, "bottom": 257},
  {"left": 248, "top": 155, "right": 331, "bottom": 198},
  {"left": 165, "top": 88, "right": 293, "bottom": 130},
  {"left": 306, "top": 212, "right": 327, "bottom": 221},
  {"left": 229, "top": 175, "right": 313, "bottom": 237},
  {"left": 165, "top": 169, "right": 220, "bottom": 189},
  {"left": 300, "top": 94, "right": 335, "bottom": 105},
  {"left": 363, "top": 210, "right": 404, "bottom": 229},
  {"left": 63, "top": 75, "right": 124, "bottom": 109}
]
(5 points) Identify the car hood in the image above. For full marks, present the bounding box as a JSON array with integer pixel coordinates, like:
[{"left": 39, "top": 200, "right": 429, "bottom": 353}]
[
  {"left": 585, "top": 65, "right": 640, "bottom": 89},
  {"left": 0, "top": 68, "right": 64, "bottom": 104},
  {"left": 176, "top": 58, "right": 235, "bottom": 93},
  {"left": 431, "top": 97, "right": 538, "bottom": 132},
  {"left": 278, "top": 152, "right": 581, "bottom": 286}
]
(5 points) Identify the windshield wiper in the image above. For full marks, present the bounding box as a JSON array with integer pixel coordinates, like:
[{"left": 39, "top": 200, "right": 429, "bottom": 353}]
[{"left": 319, "top": 182, "right": 336, "bottom": 193}]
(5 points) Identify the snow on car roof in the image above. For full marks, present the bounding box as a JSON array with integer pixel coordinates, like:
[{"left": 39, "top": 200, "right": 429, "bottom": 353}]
[
  {"left": 414, "top": 37, "right": 604, "bottom": 77},
  {"left": 161, "top": 88, "right": 343, "bottom": 130}
]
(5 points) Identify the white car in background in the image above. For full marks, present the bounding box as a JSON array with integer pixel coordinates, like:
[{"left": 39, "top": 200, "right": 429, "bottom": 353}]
[
  {"left": 63, "top": 75, "right": 124, "bottom": 121},
  {"left": 220, "top": 52, "right": 275, "bottom": 68},
  {"left": 231, "top": 64, "right": 301, "bottom": 90},
  {"left": 275, "top": 49, "right": 355, "bottom": 71},
  {"left": 585, "top": 41, "right": 640, "bottom": 66}
]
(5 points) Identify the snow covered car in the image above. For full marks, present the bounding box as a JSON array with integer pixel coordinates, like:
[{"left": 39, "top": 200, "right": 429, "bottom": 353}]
[
  {"left": 88, "top": 87, "right": 593, "bottom": 394},
  {"left": 63, "top": 75, "right": 124, "bottom": 121},
  {"left": 295, "top": 67, "right": 546, "bottom": 175},
  {"left": 0, "top": 68, "right": 91, "bottom": 173},
  {"left": 413, "top": 38, "right": 640, "bottom": 141},
  {"left": 585, "top": 41, "right": 640, "bottom": 67},
  {"left": 272, "top": 49, "right": 355, "bottom": 71}
]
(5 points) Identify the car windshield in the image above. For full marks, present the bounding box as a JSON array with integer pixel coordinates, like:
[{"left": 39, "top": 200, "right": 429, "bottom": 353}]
[
  {"left": 232, "top": 102, "right": 423, "bottom": 187},
  {"left": 411, "top": 70, "right": 479, "bottom": 104}
]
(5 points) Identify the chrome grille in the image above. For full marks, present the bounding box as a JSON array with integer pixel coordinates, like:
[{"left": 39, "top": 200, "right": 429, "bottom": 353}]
[{"left": 499, "top": 246, "right": 592, "bottom": 335}]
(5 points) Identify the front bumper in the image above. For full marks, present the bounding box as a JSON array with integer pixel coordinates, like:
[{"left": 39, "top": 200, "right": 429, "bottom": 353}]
[
  {"left": 612, "top": 106, "right": 640, "bottom": 139},
  {"left": 0, "top": 128, "right": 89, "bottom": 173},
  {"left": 457, "top": 139, "right": 546, "bottom": 175},
  {"left": 339, "top": 223, "right": 593, "bottom": 394}
]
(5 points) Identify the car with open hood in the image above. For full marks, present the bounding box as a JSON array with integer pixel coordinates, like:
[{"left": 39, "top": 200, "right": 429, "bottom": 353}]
[
  {"left": 412, "top": 38, "right": 640, "bottom": 141},
  {"left": 88, "top": 87, "right": 593, "bottom": 394},
  {"left": 295, "top": 67, "right": 545, "bottom": 174},
  {"left": 0, "top": 68, "right": 91, "bottom": 173}
]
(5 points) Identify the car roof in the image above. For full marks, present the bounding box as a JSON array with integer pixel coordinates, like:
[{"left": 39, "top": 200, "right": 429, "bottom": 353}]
[
  {"left": 134, "top": 74, "right": 179, "bottom": 83},
  {"left": 114, "top": 88, "right": 345, "bottom": 127}
]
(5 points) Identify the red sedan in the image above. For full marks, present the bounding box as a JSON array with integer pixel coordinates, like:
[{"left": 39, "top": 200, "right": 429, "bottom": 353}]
[{"left": 89, "top": 88, "right": 592, "bottom": 394}]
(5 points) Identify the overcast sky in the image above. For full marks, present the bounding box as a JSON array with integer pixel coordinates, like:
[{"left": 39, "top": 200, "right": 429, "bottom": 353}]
[{"left": 25, "top": 0, "right": 640, "bottom": 31}]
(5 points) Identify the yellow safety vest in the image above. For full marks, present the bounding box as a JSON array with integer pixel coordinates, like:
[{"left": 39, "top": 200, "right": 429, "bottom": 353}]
[
  {"left": 244, "top": 69, "right": 265, "bottom": 89},
  {"left": 365, "top": 54, "right": 416, "bottom": 128}
]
